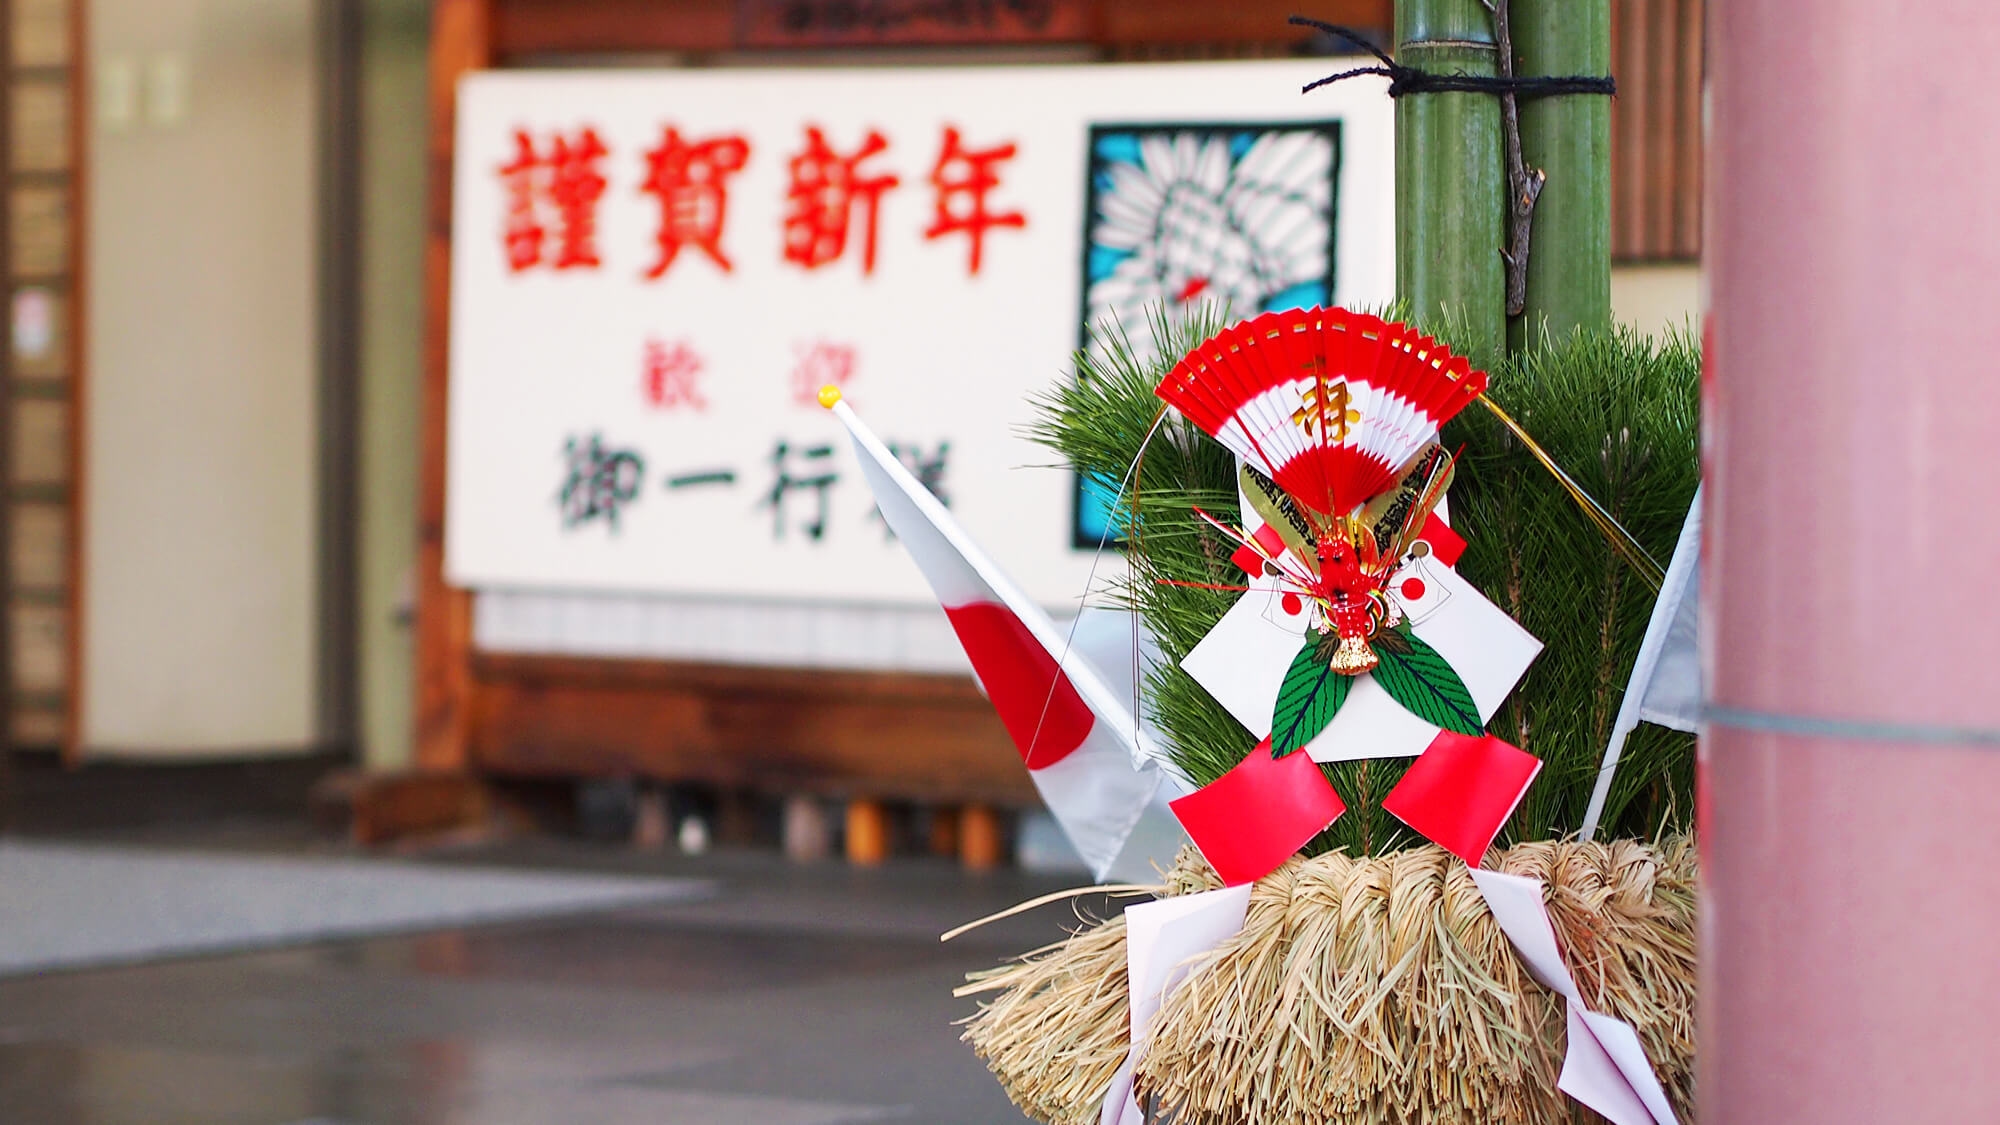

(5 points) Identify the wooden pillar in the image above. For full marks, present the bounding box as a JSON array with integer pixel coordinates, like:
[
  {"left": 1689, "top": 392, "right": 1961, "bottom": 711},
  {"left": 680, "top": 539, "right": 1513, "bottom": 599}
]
[
  {"left": 631, "top": 788, "right": 670, "bottom": 850},
  {"left": 782, "top": 794, "right": 832, "bottom": 861},
  {"left": 714, "top": 788, "right": 763, "bottom": 846},
  {"left": 414, "top": 0, "right": 491, "bottom": 772},
  {"left": 844, "top": 798, "right": 891, "bottom": 865},
  {"left": 958, "top": 803, "right": 1004, "bottom": 871},
  {"left": 926, "top": 806, "right": 961, "bottom": 857}
]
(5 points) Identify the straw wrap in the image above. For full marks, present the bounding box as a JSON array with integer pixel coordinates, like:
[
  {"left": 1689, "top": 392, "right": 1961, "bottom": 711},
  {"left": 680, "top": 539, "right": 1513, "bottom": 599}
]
[{"left": 960, "top": 837, "right": 1695, "bottom": 1125}]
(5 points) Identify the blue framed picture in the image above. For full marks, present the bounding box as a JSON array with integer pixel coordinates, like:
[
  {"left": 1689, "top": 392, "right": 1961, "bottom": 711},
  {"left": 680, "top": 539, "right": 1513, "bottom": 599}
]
[{"left": 1072, "top": 121, "right": 1343, "bottom": 548}]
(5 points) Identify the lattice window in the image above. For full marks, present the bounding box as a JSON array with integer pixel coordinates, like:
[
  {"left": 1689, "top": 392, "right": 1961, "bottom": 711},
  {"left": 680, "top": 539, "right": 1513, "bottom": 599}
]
[{"left": 3, "top": 0, "right": 81, "bottom": 750}]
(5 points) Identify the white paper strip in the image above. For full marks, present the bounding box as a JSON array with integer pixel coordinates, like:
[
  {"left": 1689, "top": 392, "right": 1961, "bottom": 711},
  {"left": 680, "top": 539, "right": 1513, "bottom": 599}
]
[
  {"left": 1469, "top": 867, "right": 1579, "bottom": 999},
  {"left": 1099, "top": 1054, "right": 1144, "bottom": 1125},
  {"left": 1575, "top": 1008, "right": 1682, "bottom": 1125},
  {"left": 1581, "top": 485, "right": 1703, "bottom": 840},
  {"left": 1561, "top": 1006, "right": 1658, "bottom": 1125},
  {"left": 1100, "top": 884, "right": 1253, "bottom": 1125},
  {"left": 1469, "top": 868, "right": 1679, "bottom": 1125}
]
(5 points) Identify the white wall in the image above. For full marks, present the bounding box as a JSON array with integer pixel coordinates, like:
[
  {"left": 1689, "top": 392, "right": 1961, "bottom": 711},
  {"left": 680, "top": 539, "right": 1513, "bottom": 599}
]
[
  {"left": 83, "top": 0, "right": 320, "bottom": 755},
  {"left": 1611, "top": 262, "right": 1700, "bottom": 339}
]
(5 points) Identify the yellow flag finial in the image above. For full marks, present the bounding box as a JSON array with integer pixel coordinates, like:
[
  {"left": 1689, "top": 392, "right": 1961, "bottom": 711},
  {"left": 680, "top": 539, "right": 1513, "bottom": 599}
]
[{"left": 817, "top": 384, "right": 843, "bottom": 409}]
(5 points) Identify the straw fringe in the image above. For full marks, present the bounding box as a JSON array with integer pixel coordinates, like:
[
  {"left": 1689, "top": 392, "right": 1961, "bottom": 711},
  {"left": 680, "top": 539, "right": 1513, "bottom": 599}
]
[{"left": 960, "top": 837, "right": 1696, "bottom": 1125}]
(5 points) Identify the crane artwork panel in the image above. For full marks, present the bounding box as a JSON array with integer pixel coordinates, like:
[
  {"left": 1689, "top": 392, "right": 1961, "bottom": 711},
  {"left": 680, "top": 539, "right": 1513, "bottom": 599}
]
[{"left": 1074, "top": 121, "right": 1343, "bottom": 544}]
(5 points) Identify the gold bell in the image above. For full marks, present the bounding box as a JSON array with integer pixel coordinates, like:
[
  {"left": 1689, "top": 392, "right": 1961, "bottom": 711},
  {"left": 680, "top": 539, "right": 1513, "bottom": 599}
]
[{"left": 1328, "top": 632, "right": 1379, "bottom": 675}]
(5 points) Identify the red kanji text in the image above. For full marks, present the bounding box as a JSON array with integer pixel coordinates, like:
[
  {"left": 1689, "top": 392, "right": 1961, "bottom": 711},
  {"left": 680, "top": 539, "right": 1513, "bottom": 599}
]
[
  {"left": 791, "top": 340, "right": 858, "bottom": 406},
  {"left": 783, "top": 126, "right": 900, "bottom": 274},
  {"left": 642, "top": 338, "right": 708, "bottom": 411},
  {"left": 497, "top": 126, "right": 610, "bottom": 271},
  {"left": 639, "top": 128, "right": 752, "bottom": 278},
  {"left": 923, "top": 126, "right": 1026, "bottom": 276}
]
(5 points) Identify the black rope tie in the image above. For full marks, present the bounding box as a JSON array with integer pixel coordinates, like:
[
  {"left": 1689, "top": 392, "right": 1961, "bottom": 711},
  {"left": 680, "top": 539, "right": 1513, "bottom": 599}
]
[{"left": 1290, "top": 17, "right": 1616, "bottom": 101}]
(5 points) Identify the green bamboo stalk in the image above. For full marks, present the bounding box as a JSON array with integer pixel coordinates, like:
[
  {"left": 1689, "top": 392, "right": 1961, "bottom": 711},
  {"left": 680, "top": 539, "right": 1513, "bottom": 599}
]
[
  {"left": 1395, "top": 0, "right": 1507, "bottom": 359},
  {"left": 1511, "top": 0, "right": 1612, "bottom": 347}
]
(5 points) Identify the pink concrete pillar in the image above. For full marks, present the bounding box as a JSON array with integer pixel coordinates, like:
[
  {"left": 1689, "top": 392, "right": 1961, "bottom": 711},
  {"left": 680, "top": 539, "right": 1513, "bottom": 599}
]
[{"left": 1705, "top": 6, "right": 2000, "bottom": 1122}]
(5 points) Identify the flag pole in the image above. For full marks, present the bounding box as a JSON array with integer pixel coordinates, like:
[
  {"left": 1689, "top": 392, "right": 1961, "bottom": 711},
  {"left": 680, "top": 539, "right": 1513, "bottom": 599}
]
[
  {"left": 1580, "top": 487, "right": 1702, "bottom": 840},
  {"left": 822, "top": 387, "right": 1163, "bottom": 767},
  {"left": 1579, "top": 663, "right": 1651, "bottom": 842}
]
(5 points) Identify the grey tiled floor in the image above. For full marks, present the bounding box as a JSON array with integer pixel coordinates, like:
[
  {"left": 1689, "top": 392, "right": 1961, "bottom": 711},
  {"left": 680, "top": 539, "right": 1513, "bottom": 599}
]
[{"left": 0, "top": 835, "right": 1115, "bottom": 1124}]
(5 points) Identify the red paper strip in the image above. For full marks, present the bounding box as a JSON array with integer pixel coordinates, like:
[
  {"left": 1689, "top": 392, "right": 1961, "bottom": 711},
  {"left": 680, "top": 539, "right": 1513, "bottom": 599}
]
[
  {"left": 1382, "top": 730, "right": 1542, "bottom": 866},
  {"left": 1229, "top": 523, "right": 1288, "bottom": 576},
  {"left": 1170, "top": 738, "right": 1346, "bottom": 885},
  {"left": 1417, "top": 511, "right": 1466, "bottom": 567}
]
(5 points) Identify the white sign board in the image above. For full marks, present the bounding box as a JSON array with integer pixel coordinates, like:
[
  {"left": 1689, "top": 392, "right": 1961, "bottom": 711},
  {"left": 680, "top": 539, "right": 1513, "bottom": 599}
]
[{"left": 446, "top": 61, "right": 1393, "bottom": 606}]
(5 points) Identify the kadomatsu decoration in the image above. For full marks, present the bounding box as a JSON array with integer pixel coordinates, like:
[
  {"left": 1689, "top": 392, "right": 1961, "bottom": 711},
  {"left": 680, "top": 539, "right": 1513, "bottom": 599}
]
[{"left": 939, "top": 308, "right": 1699, "bottom": 1125}]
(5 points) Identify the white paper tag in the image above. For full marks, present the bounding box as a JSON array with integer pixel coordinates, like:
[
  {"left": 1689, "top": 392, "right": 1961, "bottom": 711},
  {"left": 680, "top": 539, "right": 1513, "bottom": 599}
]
[
  {"left": 1101, "top": 884, "right": 1254, "bottom": 1125},
  {"left": 1468, "top": 867, "right": 1577, "bottom": 999},
  {"left": 1181, "top": 559, "right": 1541, "bottom": 762},
  {"left": 1124, "top": 884, "right": 1253, "bottom": 1047},
  {"left": 1387, "top": 555, "right": 1453, "bottom": 625},
  {"left": 1473, "top": 868, "right": 1679, "bottom": 1125}
]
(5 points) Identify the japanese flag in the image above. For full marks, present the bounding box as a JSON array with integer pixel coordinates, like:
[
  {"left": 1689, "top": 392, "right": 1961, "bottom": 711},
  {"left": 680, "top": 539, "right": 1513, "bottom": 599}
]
[{"left": 826, "top": 391, "right": 1170, "bottom": 882}]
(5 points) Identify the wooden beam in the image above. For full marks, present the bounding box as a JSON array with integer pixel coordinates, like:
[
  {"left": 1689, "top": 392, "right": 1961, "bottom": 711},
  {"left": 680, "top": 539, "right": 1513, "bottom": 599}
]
[
  {"left": 493, "top": 0, "right": 734, "bottom": 58},
  {"left": 1093, "top": 0, "right": 1390, "bottom": 47},
  {"left": 464, "top": 654, "right": 1039, "bottom": 806},
  {"left": 314, "top": 769, "right": 492, "bottom": 844},
  {"left": 415, "top": 0, "right": 492, "bottom": 772},
  {"left": 471, "top": 651, "right": 1007, "bottom": 700},
  {"left": 487, "top": 0, "right": 1392, "bottom": 58},
  {"left": 1672, "top": 0, "right": 1703, "bottom": 257},
  {"left": 1643, "top": 0, "right": 1675, "bottom": 255},
  {"left": 737, "top": 0, "right": 1089, "bottom": 49}
]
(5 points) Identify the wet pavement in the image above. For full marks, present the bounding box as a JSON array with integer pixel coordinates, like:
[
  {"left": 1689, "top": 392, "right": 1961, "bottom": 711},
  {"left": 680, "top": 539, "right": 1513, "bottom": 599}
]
[{"left": 0, "top": 836, "right": 1110, "bottom": 1124}]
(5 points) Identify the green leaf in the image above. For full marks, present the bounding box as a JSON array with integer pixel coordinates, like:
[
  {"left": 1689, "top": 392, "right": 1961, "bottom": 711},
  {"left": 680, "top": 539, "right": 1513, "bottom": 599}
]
[
  {"left": 1371, "top": 634, "right": 1483, "bottom": 736},
  {"left": 1271, "top": 636, "right": 1351, "bottom": 757}
]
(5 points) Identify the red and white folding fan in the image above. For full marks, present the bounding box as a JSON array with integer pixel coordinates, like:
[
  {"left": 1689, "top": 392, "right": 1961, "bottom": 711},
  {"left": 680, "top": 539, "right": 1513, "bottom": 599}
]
[{"left": 1156, "top": 307, "right": 1488, "bottom": 519}]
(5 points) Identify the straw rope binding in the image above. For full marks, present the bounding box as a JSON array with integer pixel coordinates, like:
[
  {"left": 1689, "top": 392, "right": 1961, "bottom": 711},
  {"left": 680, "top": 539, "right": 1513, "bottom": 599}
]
[{"left": 960, "top": 838, "right": 1696, "bottom": 1125}]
